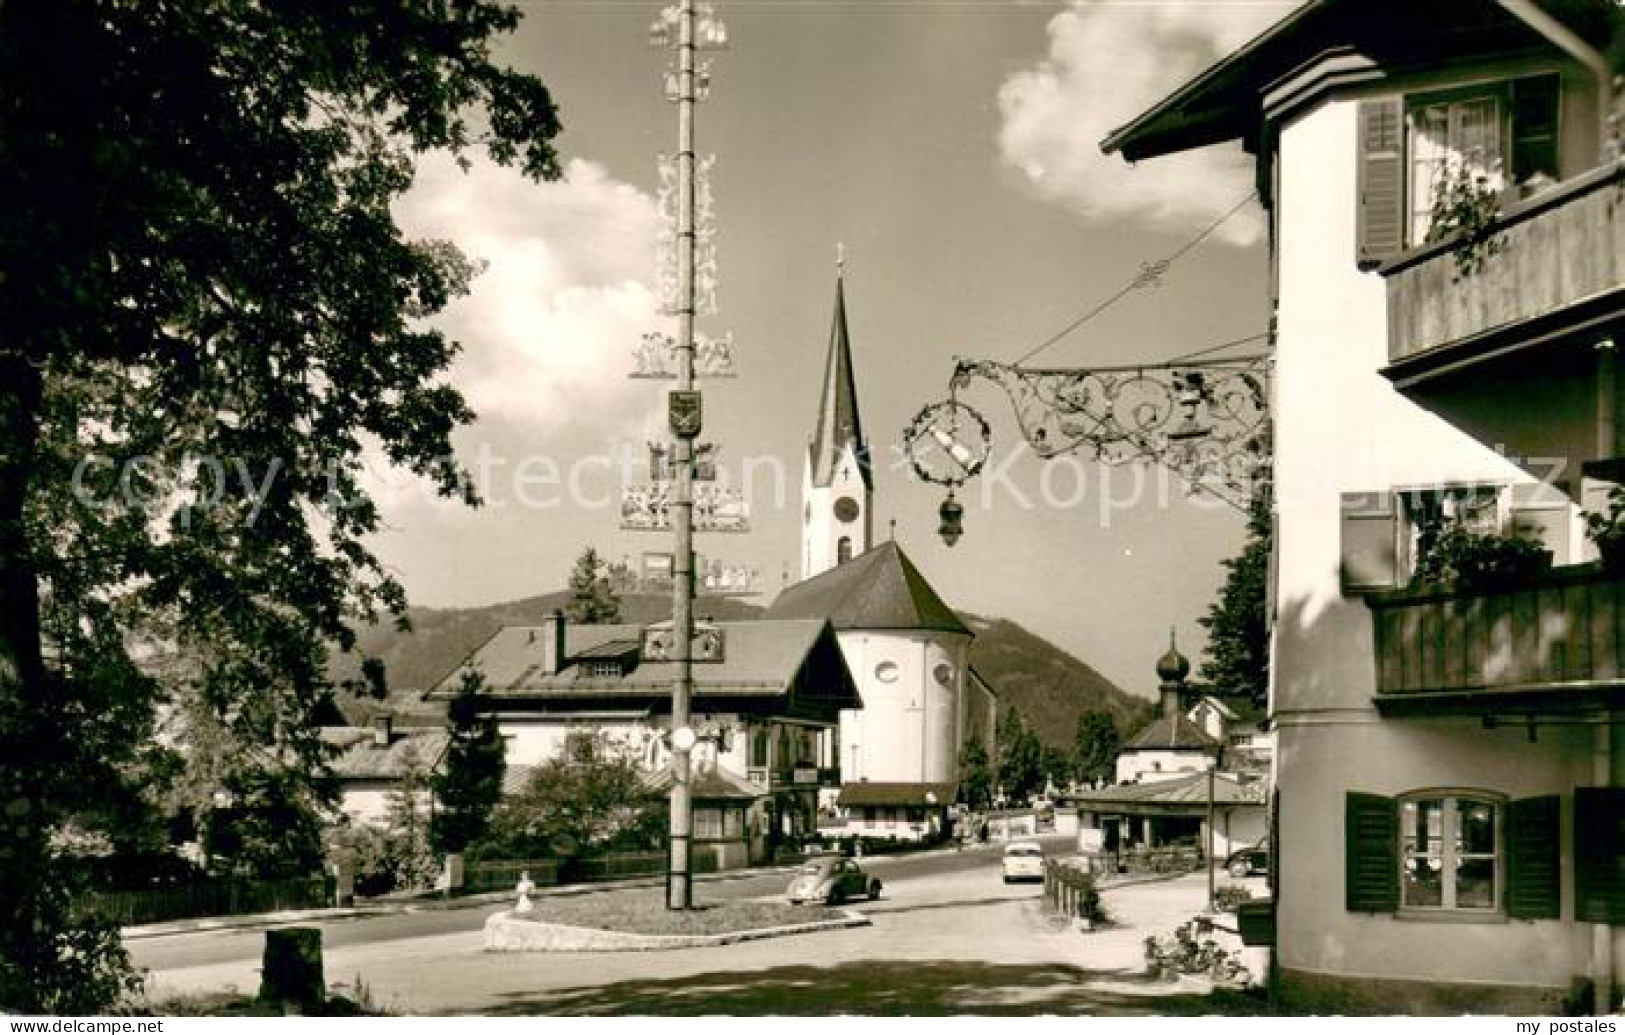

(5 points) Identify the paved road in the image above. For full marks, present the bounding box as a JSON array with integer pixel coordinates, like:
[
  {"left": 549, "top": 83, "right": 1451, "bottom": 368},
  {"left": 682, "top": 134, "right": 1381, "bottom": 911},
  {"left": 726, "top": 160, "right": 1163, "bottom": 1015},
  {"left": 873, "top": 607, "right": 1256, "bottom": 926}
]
[
  {"left": 129, "top": 837, "right": 1069, "bottom": 974},
  {"left": 136, "top": 840, "right": 1271, "bottom": 1014}
]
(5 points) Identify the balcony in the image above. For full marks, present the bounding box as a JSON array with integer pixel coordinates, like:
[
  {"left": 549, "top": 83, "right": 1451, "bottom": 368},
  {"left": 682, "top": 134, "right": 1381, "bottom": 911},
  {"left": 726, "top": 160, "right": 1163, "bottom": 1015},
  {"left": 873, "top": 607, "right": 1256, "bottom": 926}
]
[
  {"left": 1380, "top": 161, "right": 1625, "bottom": 387},
  {"left": 767, "top": 766, "right": 840, "bottom": 789},
  {"left": 1368, "top": 564, "right": 1625, "bottom": 716}
]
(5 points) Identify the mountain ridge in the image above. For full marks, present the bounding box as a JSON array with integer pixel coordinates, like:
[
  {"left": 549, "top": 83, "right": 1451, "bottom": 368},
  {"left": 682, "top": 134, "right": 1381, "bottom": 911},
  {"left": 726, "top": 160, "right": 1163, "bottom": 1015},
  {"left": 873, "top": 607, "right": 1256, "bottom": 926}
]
[{"left": 330, "top": 592, "right": 1152, "bottom": 746}]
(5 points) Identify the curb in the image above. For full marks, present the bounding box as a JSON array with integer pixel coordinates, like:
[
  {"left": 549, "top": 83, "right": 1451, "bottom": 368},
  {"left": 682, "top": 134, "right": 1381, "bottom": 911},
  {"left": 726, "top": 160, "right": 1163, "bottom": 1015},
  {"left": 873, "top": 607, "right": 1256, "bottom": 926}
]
[
  {"left": 121, "top": 862, "right": 812, "bottom": 941},
  {"left": 482, "top": 908, "right": 871, "bottom": 953}
]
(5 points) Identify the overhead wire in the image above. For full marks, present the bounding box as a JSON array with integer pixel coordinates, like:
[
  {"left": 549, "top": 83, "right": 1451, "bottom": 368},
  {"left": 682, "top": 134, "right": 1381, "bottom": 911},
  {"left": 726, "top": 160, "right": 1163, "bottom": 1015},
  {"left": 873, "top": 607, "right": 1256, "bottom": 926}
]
[{"left": 1010, "top": 191, "right": 1264, "bottom": 369}]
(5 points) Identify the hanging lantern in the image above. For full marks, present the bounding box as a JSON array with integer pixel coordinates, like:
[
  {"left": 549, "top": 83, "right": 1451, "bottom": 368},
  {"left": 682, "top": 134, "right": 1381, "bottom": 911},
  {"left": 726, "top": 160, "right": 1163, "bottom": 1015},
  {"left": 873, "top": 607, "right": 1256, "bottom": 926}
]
[{"left": 938, "top": 492, "right": 964, "bottom": 547}]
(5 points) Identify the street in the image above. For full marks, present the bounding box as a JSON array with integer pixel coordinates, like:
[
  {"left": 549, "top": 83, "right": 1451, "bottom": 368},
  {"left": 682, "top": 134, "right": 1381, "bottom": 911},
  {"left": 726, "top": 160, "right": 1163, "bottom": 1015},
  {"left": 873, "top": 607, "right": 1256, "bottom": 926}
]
[{"left": 134, "top": 841, "right": 1267, "bottom": 1015}]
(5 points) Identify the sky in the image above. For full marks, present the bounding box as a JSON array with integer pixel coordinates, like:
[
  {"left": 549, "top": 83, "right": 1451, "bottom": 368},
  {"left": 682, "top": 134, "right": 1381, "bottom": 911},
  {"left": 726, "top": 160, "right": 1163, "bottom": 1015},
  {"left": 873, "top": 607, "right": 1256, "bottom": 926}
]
[{"left": 377, "top": 0, "right": 1300, "bottom": 698}]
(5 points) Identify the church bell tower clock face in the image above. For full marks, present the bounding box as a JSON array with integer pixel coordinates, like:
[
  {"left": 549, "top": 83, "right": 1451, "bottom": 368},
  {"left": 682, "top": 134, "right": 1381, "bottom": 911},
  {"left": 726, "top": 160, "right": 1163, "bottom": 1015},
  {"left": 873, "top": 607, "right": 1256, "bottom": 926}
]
[{"left": 833, "top": 496, "right": 860, "bottom": 524}]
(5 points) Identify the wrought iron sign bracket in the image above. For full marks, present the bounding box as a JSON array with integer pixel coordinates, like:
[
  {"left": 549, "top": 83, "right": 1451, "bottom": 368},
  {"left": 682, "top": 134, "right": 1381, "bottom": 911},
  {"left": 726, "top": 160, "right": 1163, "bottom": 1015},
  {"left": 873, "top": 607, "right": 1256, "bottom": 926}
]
[{"left": 904, "top": 354, "right": 1272, "bottom": 544}]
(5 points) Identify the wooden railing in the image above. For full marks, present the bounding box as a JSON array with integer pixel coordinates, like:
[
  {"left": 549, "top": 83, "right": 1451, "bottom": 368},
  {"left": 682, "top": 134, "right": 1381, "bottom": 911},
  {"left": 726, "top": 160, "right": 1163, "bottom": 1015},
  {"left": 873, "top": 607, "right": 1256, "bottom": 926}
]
[
  {"left": 1368, "top": 565, "right": 1625, "bottom": 696},
  {"left": 1382, "top": 162, "right": 1625, "bottom": 365}
]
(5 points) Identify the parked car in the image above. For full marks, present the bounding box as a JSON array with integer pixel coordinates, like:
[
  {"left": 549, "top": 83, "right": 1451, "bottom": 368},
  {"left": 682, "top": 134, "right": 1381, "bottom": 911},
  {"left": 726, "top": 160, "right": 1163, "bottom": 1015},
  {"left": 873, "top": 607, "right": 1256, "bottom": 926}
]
[
  {"left": 1001, "top": 840, "right": 1045, "bottom": 883},
  {"left": 1225, "top": 840, "right": 1270, "bottom": 878},
  {"left": 786, "top": 854, "right": 881, "bottom": 905}
]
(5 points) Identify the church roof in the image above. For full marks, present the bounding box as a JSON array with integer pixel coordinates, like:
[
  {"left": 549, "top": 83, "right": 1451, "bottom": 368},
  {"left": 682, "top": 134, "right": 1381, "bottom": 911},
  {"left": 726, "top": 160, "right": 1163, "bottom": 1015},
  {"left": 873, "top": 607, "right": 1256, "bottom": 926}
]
[
  {"left": 1124, "top": 711, "right": 1220, "bottom": 752},
  {"left": 808, "top": 275, "right": 871, "bottom": 490},
  {"left": 765, "top": 541, "right": 970, "bottom": 636}
]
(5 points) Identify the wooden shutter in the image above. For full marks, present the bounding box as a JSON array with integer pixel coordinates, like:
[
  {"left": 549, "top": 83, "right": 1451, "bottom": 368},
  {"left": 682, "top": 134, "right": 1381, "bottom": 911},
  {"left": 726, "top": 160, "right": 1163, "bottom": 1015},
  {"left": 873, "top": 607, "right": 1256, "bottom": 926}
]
[
  {"left": 1509, "top": 481, "right": 1571, "bottom": 564},
  {"left": 1341, "top": 491, "right": 1399, "bottom": 593},
  {"left": 1356, "top": 98, "right": 1406, "bottom": 269},
  {"left": 1507, "top": 795, "right": 1561, "bottom": 920},
  {"left": 1346, "top": 791, "right": 1398, "bottom": 913},
  {"left": 1576, "top": 787, "right": 1625, "bottom": 923}
]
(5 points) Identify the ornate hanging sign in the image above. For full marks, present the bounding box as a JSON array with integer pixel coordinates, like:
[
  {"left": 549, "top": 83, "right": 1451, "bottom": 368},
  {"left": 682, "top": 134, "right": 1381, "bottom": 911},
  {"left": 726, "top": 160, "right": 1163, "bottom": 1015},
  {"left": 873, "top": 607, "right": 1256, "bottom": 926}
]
[
  {"left": 942, "top": 357, "right": 1270, "bottom": 509},
  {"left": 904, "top": 355, "right": 1271, "bottom": 543}
]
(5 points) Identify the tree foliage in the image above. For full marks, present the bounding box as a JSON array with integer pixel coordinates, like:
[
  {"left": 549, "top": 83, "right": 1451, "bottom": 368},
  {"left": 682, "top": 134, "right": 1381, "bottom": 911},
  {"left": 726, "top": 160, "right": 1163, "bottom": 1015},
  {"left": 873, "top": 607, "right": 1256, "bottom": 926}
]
[
  {"left": 996, "top": 707, "right": 1044, "bottom": 804},
  {"left": 564, "top": 546, "right": 622, "bottom": 625},
  {"left": 475, "top": 732, "right": 663, "bottom": 862},
  {"left": 957, "top": 737, "right": 993, "bottom": 809},
  {"left": 1070, "top": 711, "right": 1121, "bottom": 787},
  {"left": 1197, "top": 494, "right": 1271, "bottom": 705},
  {"left": 430, "top": 668, "right": 505, "bottom": 855},
  {"left": 0, "top": 0, "right": 560, "bottom": 1011}
]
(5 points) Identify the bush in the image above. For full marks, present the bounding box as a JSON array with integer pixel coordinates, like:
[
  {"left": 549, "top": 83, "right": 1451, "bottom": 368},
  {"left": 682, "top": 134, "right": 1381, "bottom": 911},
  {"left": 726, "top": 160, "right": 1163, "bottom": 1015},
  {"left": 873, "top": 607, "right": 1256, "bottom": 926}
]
[
  {"left": 1413, "top": 522, "right": 1550, "bottom": 592},
  {"left": 1144, "top": 922, "right": 1250, "bottom": 986},
  {"left": 1213, "top": 884, "right": 1254, "bottom": 912}
]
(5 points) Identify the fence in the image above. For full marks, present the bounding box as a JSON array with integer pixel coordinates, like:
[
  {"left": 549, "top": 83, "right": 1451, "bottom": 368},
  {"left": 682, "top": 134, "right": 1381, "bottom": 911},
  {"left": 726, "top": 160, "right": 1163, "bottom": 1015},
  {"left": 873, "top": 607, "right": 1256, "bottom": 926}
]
[
  {"left": 1042, "top": 860, "right": 1103, "bottom": 924},
  {"left": 466, "top": 847, "right": 719, "bottom": 894},
  {"left": 462, "top": 859, "right": 561, "bottom": 895},
  {"left": 72, "top": 875, "right": 335, "bottom": 927}
]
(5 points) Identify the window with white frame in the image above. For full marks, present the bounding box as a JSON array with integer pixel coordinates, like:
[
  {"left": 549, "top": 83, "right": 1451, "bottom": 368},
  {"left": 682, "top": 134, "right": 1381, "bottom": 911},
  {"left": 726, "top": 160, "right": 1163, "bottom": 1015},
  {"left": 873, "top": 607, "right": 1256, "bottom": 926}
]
[
  {"left": 1400, "top": 792, "right": 1502, "bottom": 912},
  {"left": 1398, "top": 484, "right": 1505, "bottom": 581},
  {"left": 1408, "top": 93, "right": 1504, "bottom": 245},
  {"left": 1406, "top": 77, "right": 1560, "bottom": 247}
]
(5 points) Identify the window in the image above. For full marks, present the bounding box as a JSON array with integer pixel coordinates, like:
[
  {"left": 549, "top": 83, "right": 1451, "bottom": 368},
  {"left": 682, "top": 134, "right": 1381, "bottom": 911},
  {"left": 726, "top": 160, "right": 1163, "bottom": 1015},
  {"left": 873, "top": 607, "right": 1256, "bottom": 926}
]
[
  {"left": 1399, "top": 484, "right": 1504, "bottom": 580},
  {"left": 695, "top": 808, "right": 723, "bottom": 840},
  {"left": 723, "top": 806, "right": 744, "bottom": 839},
  {"left": 1408, "top": 92, "right": 1504, "bottom": 245},
  {"left": 564, "top": 731, "right": 596, "bottom": 765},
  {"left": 1400, "top": 793, "right": 1501, "bottom": 911},
  {"left": 837, "top": 537, "right": 852, "bottom": 564},
  {"left": 1349, "top": 790, "right": 1559, "bottom": 918},
  {"left": 750, "top": 729, "right": 768, "bottom": 768},
  {"left": 1356, "top": 76, "right": 1561, "bottom": 265}
]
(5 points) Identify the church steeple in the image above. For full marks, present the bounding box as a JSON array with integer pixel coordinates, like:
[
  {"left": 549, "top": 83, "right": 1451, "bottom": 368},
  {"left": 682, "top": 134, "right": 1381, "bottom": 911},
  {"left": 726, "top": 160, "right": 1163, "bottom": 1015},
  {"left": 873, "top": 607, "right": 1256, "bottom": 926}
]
[
  {"left": 808, "top": 272, "right": 871, "bottom": 490},
  {"left": 801, "top": 260, "right": 874, "bottom": 579}
]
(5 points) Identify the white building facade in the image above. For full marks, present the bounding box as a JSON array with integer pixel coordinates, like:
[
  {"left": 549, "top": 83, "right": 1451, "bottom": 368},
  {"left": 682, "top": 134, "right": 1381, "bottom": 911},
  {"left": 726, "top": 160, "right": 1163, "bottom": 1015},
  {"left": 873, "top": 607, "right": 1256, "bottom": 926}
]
[{"left": 1106, "top": 0, "right": 1625, "bottom": 1013}]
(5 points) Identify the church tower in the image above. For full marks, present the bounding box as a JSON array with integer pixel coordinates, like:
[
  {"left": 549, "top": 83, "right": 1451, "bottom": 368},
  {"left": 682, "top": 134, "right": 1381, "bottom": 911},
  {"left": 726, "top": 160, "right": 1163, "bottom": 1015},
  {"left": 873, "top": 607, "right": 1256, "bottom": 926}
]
[{"left": 802, "top": 271, "right": 872, "bottom": 579}]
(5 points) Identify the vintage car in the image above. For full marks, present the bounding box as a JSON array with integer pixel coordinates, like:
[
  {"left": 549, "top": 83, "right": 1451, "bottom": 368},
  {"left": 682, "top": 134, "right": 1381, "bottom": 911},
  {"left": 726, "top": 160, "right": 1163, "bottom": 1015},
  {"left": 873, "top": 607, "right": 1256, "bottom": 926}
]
[{"left": 786, "top": 854, "right": 882, "bottom": 905}]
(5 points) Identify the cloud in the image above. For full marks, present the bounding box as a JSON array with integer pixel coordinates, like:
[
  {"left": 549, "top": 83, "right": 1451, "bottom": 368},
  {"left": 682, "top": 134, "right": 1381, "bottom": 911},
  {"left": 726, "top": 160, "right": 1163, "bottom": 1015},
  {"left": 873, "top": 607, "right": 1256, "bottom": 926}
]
[
  {"left": 396, "top": 154, "right": 665, "bottom": 438},
  {"left": 998, "top": 1, "right": 1296, "bottom": 244}
]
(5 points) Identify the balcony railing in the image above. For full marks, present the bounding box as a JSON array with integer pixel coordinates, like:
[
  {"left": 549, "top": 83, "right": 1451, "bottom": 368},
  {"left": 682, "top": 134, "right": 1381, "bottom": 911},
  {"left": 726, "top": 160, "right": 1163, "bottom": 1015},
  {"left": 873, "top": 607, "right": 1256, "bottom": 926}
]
[
  {"left": 768, "top": 766, "right": 838, "bottom": 788},
  {"left": 1368, "top": 564, "right": 1625, "bottom": 709},
  {"left": 1381, "top": 162, "right": 1625, "bottom": 372}
]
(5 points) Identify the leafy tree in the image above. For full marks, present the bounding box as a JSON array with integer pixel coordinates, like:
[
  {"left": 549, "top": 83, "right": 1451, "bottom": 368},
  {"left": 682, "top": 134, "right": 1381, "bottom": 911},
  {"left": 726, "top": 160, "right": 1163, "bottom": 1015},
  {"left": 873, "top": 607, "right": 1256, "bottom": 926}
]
[
  {"left": 430, "top": 668, "right": 505, "bottom": 855},
  {"left": 957, "top": 737, "right": 993, "bottom": 809},
  {"left": 564, "top": 546, "right": 622, "bottom": 625},
  {"left": 476, "top": 732, "right": 662, "bottom": 862},
  {"left": 0, "top": 0, "right": 560, "bottom": 1011},
  {"left": 996, "top": 707, "right": 1044, "bottom": 804},
  {"left": 1039, "top": 744, "right": 1070, "bottom": 791},
  {"left": 381, "top": 746, "right": 437, "bottom": 891},
  {"left": 1198, "top": 493, "right": 1272, "bottom": 705},
  {"left": 1071, "top": 711, "right": 1121, "bottom": 787}
]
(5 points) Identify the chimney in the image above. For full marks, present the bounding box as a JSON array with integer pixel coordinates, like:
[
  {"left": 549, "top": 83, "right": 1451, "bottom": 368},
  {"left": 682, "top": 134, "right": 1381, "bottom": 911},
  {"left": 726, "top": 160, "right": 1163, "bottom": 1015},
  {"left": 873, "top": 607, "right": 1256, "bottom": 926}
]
[
  {"left": 541, "top": 610, "right": 568, "bottom": 675},
  {"left": 371, "top": 713, "right": 392, "bottom": 748}
]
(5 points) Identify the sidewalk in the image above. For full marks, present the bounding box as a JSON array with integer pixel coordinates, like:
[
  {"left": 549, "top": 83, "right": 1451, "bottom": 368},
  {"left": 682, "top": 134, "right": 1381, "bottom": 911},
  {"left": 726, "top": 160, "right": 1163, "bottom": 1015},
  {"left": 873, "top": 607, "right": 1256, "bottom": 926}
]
[{"left": 123, "top": 839, "right": 990, "bottom": 941}]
